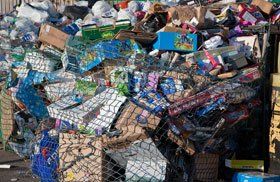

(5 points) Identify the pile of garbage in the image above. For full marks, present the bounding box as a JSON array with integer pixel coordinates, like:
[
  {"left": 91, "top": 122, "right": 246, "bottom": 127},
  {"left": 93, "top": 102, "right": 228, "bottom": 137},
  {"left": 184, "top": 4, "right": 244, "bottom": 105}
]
[{"left": 0, "top": 0, "right": 278, "bottom": 181}]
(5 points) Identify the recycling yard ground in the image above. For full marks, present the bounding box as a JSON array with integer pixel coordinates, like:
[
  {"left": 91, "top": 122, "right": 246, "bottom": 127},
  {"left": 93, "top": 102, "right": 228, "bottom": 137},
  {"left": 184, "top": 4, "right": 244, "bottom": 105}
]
[{"left": 0, "top": 144, "right": 38, "bottom": 182}]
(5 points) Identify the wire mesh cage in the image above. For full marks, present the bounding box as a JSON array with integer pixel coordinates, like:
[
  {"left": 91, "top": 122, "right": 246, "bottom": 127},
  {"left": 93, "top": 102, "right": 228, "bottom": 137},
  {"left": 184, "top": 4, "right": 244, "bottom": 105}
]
[
  {"left": 0, "top": 35, "right": 267, "bottom": 181},
  {"left": 0, "top": 0, "right": 271, "bottom": 181}
]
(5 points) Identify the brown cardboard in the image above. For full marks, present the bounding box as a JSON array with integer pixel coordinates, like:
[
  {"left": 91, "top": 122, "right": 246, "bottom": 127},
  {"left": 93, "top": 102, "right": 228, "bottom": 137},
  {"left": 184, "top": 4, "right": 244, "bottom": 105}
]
[
  {"left": 162, "top": 26, "right": 189, "bottom": 34},
  {"left": 167, "top": 89, "right": 195, "bottom": 103},
  {"left": 115, "top": 102, "right": 161, "bottom": 130},
  {"left": 269, "top": 74, "right": 280, "bottom": 173},
  {"left": 168, "top": 6, "right": 195, "bottom": 22},
  {"left": 39, "top": 24, "right": 69, "bottom": 50},
  {"left": 252, "top": 0, "right": 273, "bottom": 14},
  {"left": 269, "top": 74, "right": 280, "bottom": 155},
  {"left": 148, "top": 3, "right": 168, "bottom": 13},
  {"left": 103, "top": 59, "right": 126, "bottom": 81},
  {"left": 59, "top": 133, "right": 105, "bottom": 182},
  {"left": 195, "top": 6, "right": 207, "bottom": 28},
  {"left": 217, "top": 71, "right": 238, "bottom": 79},
  {"left": 209, "top": 65, "right": 222, "bottom": 76},
  {"left": 102, "top": 125, "right": 148, "bottom": 149},
  {"left": 114, "top": 30, "right": 157, "bottom": 45},
  {"left": 167, "top": 131, "right": 195, "bottom": 155},
  {"left": 0, "top": 90, "right": 14, "bottom": 144},
  {"left": 271, "top": 73, "right": 280, "bottom": 88},
  {"left": 164, "top": 71, "right": 189, "bottom": 80}
]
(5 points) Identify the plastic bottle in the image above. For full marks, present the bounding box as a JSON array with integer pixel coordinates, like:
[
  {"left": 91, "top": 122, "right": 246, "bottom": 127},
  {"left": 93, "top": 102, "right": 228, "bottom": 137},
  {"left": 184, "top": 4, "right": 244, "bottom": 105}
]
[{"left": 22, "top": 32, "right": 36, "bottom": 42}]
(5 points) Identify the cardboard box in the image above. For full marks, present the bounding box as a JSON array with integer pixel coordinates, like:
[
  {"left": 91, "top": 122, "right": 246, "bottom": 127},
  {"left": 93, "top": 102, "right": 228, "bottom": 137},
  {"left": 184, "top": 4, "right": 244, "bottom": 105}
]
[
  {"left": 233, "top": 172, "right": 280, "bottom": 182},
  {"left": 251, "top": 0, "right": 273, "bottom": 15},
  {"left": 59, "top": 125, "right": 148, "bottom": 182},
  {"left": 59, "top": 133, "right": 105, "bottom": 182},
  {"left": 225, "top": 159, "right": 264, "bottom": 171},
  {"left": 82, "top": 20, "right": 131, "bottom": 40},
  {"left": 229, "top": 35, "right": 261, "bottom": 59},
  {"left": 105, "top": 138, "right": 167, "bottom": 181},
  {"left": 115, "top": 102, "right": 161, "bottom": 130},
  {"left": 153, "top": 32, "right": 197, "bottom": 52},
  {"left": 47, "top": 88, "right": 126, "bottom": 133},
  {"left": 39, "top": 24, "right": 69, "bottom": 50}
]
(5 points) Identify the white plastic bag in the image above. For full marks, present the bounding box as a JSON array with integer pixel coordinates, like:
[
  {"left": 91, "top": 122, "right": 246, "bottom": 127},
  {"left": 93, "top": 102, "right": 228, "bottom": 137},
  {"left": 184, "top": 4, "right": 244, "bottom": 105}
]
[
  {"left": 29, "top": 0, "right": 58, "bottom": 17},
  {"left": 16, "top": 2, "right": 49, "bottom": 23},
  {"left": 74, "top": 1, "right": 89, "bottom": 7},
  {"left": 15, "top": 18, "right": 39, "bottom": 34},
  {"left": 118, "top": 9, "right": 137, "bottom": 25},
  {"left": 128, "top": 1, "right": 140, "bottom": 13},
  {"left": 91, "top": 1, "right": 112, "bottom": 17}
]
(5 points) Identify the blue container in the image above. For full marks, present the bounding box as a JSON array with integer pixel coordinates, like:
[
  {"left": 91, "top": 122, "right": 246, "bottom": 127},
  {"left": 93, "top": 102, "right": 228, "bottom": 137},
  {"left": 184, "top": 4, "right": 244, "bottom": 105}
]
[
  {"left": 153, "top": 32, "right": 197, "bottom": 52},
  {"left": 233, "top": 172, "right": 280, "bottom": 182}
]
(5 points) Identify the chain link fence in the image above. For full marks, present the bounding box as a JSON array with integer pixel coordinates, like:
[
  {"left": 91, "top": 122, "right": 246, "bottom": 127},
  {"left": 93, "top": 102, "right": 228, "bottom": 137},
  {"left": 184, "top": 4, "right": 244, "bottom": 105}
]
[{"left": 0, "top": 1, "right": 270, "bottom": 181}]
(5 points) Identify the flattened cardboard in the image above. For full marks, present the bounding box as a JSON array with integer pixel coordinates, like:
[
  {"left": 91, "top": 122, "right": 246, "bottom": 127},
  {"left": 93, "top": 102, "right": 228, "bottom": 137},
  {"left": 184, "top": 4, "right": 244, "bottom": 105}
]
[
  {"left": 102, "top": 125, "right": 148, "bottom": 149},
  {"left": 270, "top": 74, "right": 280, "bottom": 155},
  {"left": 167, "top": 131, "right": 195, "bottom": 155},
  {"left": 115, "top": 102, "right": 161, "bottom": 130},
  {"left": 162, "top": 26, "right": 189, "bottom": 34},
  {"left": 252, "top": 0, "right": 273, "bottom": 14},
  {"left": 0, "top": 90, "right": 14, "bottom": 143},
  {"left": 114, "top": 30, "right": 157, "bottom": 45},
  {"left": 59, "top": 133, "right": 105, "bottom": 182},
  {"left": 167, "top": 89, "right": 195, "bottom": 103},
  {"left": 164, "top": 71, "right": 189, "bottom": 80},
  {"left": 229, "top": 35, "right": 261, "bottom": 59},
  {"left": 217, "top": 71, "right": 238, "bottom": 79},
  {"left": 39, "top": 24, "right": 69, "bottom": 50},
  {"left": 168, "top": 6, "right": 195, "bottom": 23}
]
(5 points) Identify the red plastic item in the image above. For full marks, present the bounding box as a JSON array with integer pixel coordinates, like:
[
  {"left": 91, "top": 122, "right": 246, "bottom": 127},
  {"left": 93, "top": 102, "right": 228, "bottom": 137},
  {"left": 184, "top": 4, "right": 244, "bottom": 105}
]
[{"left": 118, "top": 1, "right": 129, "bottom": 9}]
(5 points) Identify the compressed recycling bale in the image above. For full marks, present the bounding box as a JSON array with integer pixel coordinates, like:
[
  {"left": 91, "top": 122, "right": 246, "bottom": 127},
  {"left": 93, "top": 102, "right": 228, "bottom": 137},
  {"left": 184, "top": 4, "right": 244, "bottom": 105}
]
[{"left": 0, "top": 89, "right": 14, "bottom": 145}]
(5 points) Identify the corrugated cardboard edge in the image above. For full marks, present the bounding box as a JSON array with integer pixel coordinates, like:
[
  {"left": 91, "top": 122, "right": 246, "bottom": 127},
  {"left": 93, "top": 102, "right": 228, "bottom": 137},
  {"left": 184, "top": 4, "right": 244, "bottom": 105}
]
[
  {"left": 0, "top": 89, "right": 14, "bottom": 145},
  {"left": 271, "top": 73, "right": 280, "bottom": 88}
]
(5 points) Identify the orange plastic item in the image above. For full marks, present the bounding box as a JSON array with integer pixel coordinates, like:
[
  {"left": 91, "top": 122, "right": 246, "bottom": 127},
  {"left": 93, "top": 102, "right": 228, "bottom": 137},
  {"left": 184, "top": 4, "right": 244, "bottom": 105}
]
[{"left": 118, "top": 0, "right": 130, "bottom": 9}]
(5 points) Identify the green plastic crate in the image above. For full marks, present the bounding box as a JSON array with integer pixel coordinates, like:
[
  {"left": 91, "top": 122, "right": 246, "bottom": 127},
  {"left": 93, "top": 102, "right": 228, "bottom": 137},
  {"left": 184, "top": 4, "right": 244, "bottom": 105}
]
[{"left": 82, "top": 20, "right": 132, "bottom": 41}]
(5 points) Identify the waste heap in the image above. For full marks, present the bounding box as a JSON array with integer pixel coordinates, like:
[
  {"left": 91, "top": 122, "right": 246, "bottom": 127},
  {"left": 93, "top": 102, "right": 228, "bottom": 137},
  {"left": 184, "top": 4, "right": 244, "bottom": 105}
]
[{"left": 0, "top": 0, "right": 278, "bottom": 181}]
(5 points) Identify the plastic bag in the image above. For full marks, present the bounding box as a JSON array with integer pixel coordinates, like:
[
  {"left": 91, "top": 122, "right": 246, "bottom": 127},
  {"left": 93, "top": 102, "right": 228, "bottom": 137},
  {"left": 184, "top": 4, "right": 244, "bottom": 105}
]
[
  {"left": 63, "top": 5, "right": 89, "bottom": 20},
  {"left": 91, "top": 1, "right": 112, "bottom": 17},
  {"left": 29, "top": 0, "right": 59, "bottom": 18},
  {"left": 16, "top": 2, "right": 49, "bottom": 23}
]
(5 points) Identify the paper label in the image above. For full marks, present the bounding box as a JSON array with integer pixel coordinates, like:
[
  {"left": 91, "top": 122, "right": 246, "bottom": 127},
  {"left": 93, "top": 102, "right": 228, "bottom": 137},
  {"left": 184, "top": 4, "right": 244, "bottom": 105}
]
[{"left": 242, "top": 11, "right": 257, "bottom": 24}]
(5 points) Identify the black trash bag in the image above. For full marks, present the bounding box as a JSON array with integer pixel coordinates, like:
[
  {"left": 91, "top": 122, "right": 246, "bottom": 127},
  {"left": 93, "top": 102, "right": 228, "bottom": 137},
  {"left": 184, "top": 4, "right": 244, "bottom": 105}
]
[
  {"left": 63, "top": 5, "right": 89, "bottom": 20},
  {"left": 221, "top": 9, "right": 237, "bottom": 28},
  {"left": 138, "top": 12, "right": 168, "bottom": 33},
  {"left": 87, "top": 0, "right": 99, "bottom": 8}
]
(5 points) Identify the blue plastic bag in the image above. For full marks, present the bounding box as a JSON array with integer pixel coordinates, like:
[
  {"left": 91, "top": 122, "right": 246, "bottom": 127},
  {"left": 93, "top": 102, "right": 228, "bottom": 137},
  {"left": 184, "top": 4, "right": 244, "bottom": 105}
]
[{"left": 31, "top": 130, "right": 59, "bottom": 182}]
